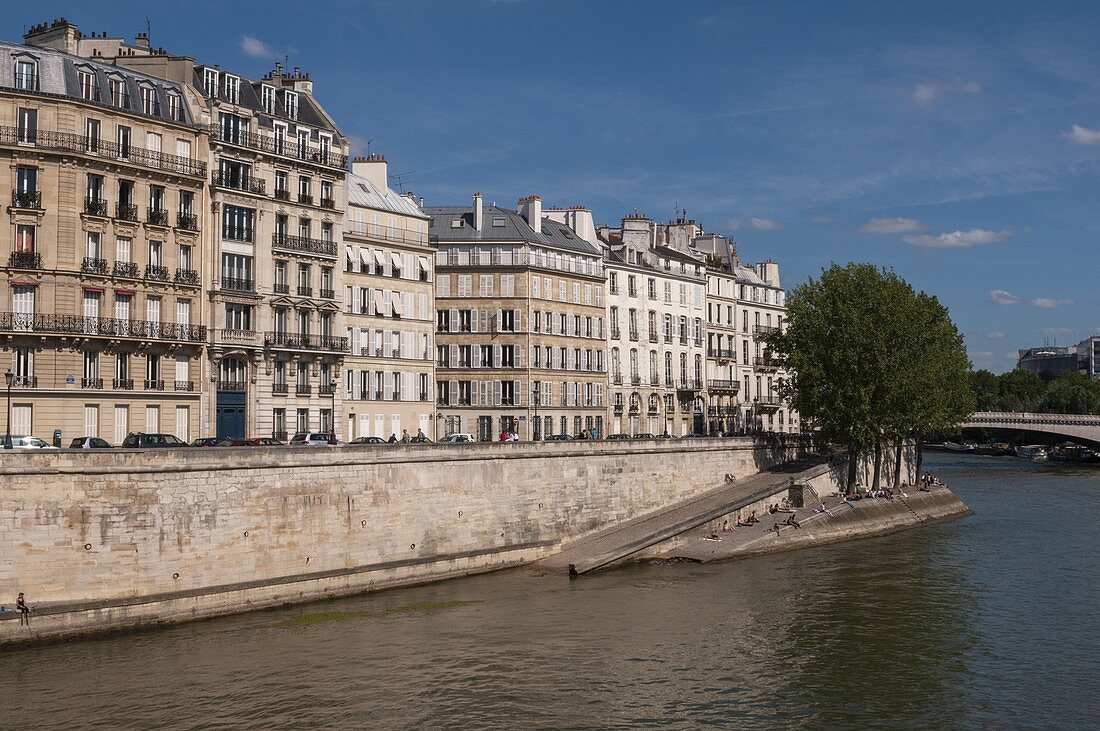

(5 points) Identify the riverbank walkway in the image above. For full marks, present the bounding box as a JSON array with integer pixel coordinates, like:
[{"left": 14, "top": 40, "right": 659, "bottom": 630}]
[{"left": 538, "top": 455, "right": 832, "bottom": 575}]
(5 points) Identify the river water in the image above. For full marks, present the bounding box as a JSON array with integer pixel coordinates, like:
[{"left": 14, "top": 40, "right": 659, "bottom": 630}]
[{"left": 3, "top": 453, "right": 1099, "bottom": 730}]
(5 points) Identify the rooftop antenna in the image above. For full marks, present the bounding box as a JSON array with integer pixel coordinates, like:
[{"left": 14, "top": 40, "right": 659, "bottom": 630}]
[
  {"left": 388, "top": 171, "right": 415, "bottom": 194},
  {"left": 145, "top": 16, "right": 150, "bottom": 42},
  {"left": 366, "top": 138, "right": 374, "bottom": 155}
]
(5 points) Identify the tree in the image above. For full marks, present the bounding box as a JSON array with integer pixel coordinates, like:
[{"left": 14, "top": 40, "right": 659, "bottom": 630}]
[
  {"left": 997, "top": 369, "right": 1046, "bottom": 412},
  {"left": 768, "top": 263, "right": 973, "bottom": 490}
]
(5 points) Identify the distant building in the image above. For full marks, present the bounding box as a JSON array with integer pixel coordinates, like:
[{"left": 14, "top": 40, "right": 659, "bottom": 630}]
[
  {"left": 1076, "top": 336, "right": 1100, "bottom": 380},
  {"left": 1016, "top": 346, "right": 1078, "bottom": 379}
]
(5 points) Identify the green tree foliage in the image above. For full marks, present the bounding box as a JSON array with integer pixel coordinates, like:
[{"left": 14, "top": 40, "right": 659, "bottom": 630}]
[
  {"left": 972, "top": 369, "right": 1100, "bottom": 414},
  {"left": 767, "top": 263, "right": 973, "bottom": 490}
]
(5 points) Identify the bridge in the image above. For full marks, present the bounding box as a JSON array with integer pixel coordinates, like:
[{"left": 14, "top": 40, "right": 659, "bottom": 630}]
[{"left": 961, "top": 411, "right": 1100, "bottom": 447}]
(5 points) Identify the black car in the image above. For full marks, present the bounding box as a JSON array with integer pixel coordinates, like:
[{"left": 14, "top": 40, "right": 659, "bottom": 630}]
[
  {"left": 121, "top": 433, "right": 188, "bottom": 448},
  {"left": 410, "top": 435, "right": 432, "bottom": 443},
  {"left": 350, "top": 436, "right": 387, "bottom": 445},
  {"left": 632, "top": 433, "right": 656, "bottom": 439},
  {"left": 547, "top": 434, "right": 574, "bottom": 441},
  {"left": 190, "top": 437, "right": 221, "bottom": 447},
  {"left": 605, "top": 434, "right": 631, "bottom": 440}
]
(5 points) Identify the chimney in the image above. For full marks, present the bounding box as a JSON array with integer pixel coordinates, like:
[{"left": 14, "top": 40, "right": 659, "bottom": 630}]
[
  {"left": 473, "top": 192, "right": 483, "bottom": 231},
  {"left": 24, "top": 18, "right": 81, "bottom": 54},
  {"left": 134, "top": 32, "right": 150, "bottom": 48},
  {"left": 351, "top": 153, "right": 387, "bottom": 190},
  {"left": 517, "top": 195, "right": 542, "bottom": 234}
]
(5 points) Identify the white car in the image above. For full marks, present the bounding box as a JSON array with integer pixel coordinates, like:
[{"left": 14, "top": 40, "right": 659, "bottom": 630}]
[
  {"left": 8, "top": 435, "right": 59, "bottom": 450},
  {"left": 442, "top": 433, "right": 477, "bottom": 443},
  {"left": 289, "top": 432, "right": 334, "bottom": 446}
]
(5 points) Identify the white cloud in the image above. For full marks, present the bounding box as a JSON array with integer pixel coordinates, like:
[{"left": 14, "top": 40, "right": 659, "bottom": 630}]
[
  {"left": 985, "top": 331, "right": 1006, "bottom": 339},
  {"left": 911, "top": 82, "right": 940, "bottom": 104},
  {"left": 990, "top": 290, "right": 1022, "bottom": 306},
  {"left": 750, "top": 216, "right": 781, "bottom": 231},
  {"left": 902, "top": 228, "right": 1012, "bottom": 248},
  {"left": 240, "top": 36, "right": 275, "bottom": 59},
  {"left": 1029, "top": 298, "right": 1074, "bottom": 308},
  {"left": 910, "top": 79, "right": 982, "bottom": 105},
  {"left": 725, "top": 218, "right": 743, "bottom": 231},
  {"left": 1063, "top": 124, "right": 1100, "bottom": 146},
  {"left": 860, "top": 217, "right": 922, "bottom": 234}
]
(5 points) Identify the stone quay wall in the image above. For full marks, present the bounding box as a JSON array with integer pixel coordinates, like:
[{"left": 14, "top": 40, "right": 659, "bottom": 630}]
[{"left": 0, "top": 438, "right": 807, "bottom": 644}]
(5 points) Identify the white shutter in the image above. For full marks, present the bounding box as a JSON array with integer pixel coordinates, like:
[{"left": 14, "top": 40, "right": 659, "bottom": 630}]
[
  {"left": 449, "top": 379, "right": 458, "bottom": 406},
  {"left": 175, "top": 356, "right": 188, "bottom": 381},
  {"left": 113, "top": 405, "right": 128, "bottom": 444},
  {"left": 449, "top": 344, "right": 458, "bottom": 367},
  {"left": 493, "top": 345, "right": 501, "bottom": 368},
  {"left": 175, "top": 406, "right": 189, "bottom": 442},
  {"left": 473, "top": 346, "right": 481, "bottom": 368},
  {"left": 84, "top": 405, "right": 99, "bottom": 437},
  {"left": 515, "top": 347, "right": 524, "bottom": 369},
  {"left": 145, "top": 405, "right": 159, "bottom": 432},
  {"left": 494, "top": 381, "right": 502, "bottom": 406}
]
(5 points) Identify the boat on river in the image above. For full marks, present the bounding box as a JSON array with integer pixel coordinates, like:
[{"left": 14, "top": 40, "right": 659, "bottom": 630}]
[
  {"left": 1015, "top": 445, "right": 1048, "bottom": 461},
  {"left": 1049, "top": 443, "right": 1099, "bottom": 463},
  {"left": 944, "top": 442, "right": 977, "bottom": 453}
]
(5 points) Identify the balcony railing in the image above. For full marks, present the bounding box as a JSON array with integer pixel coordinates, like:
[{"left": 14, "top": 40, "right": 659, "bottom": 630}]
[
  {"left": 273, "top": 282, "right": 290, "bottom": 294},
  {"left": 217, "top": 380, "right": 247, "bottom": 392},
  {"left": 177, "top": 213, "right": 199, "bottom": 231},
  {"left": 174, "top": 268, "right": 199, "bottom": 285},
  {"left": 319, "top": 383, "right": 336, "bottom": 396},
  {"left": 81, "top": 257, "right": 108, "bottom": 275},
  {"left": 7, "top": 251, "right": 41, "bottom": 269},
  {"left": 116, "top": 202, "right": 139, "bottom": 222},
  {"left": 628, "top": 329, "right": 639, "bottom": 341},
  {"left": 298, "top": 192, "right": 314, "bottom": 205},
  {"left": 11, "top": 189, "right": 41, "bottom": 209},
  {"left": 214, "top": 329, "right": 261, "bottom": 347},
  {"left": 274, "top": 188, "right": 291, "bottom": 201},
  {"left": 84, "top": 197, "right": 108, "bottom": 217},
  {"left": 0, "top": 127, "right": 206, "bottom": 177},
  {"left": 677, "top": 379, "right": 703, "bottom": 391},
  {"left": 145, "top": 264, "right": 170, "bottom": 281},
  {"left": 212, "top": 172, "right": 266, "bottom": 195},
  {"left": 297, "top": 285, "right": 313, "bottom": 297},
  {"left": 272, "top": 234, "right": 337, "bottom": 257},
  {"left": 175, "top": 380, "right": 194, "bottom": 392},
  {"left": 319, "top": 288, "right": 335, "bottom": 300},
  {"left": 220, "top": 276, "right": 255, "bottom": 293},
  {"left": 208, "top": 126, "right": 348, "bottom": 169},
  {"left": 11, "top": 376, "right": 37, "bottom": 388},
  {"left": 144, "top": 379, "right": 165, "bottom": 391},
  {"left": 708, "top": 348, "right": 736, "bottom": 360},
  {"left": 649, "top": 330, "right": 659, "bottom": 343},
  {"left": 0, "top": 312, "right": 206, "bottom": 342},
  {"left": 147, "top": 208, "right": 170, "bottom": 227},
  {"left": 630, "top": 375, "right": 641, "bottom": 386},
  {"left": 320, "top": 197, "right": 336, "bottom": 209},
  {"left": 264, "top": 331, "right": 350, "bottom": 352},
  {"left": 754, "top": 357, "right": 780, "bottom": 370},
  {"left": 754, "top": 325, "right": 780, "bottom": 335},
  {"left": 613, "top": 404, "right": 624, "bottom": 415},
  {"left": 708, "top": 379, "right": 741, "bottom": 391},
  {"left": 114, "top": 261, "right": 140, "bottom": 278},
  {"left": 755, "top": 397, "right": 781, "bottom": 410},
  {"left": 81, "top": 377, "right": 103, "bottom": 389},
  {"left": 273, "top": 430, "right": 288, "bottom": 441},
  {"left": 273, "top": 383, "right": 289, "bottom": 395},
  {"left": 113, "top": 378, "right": 134, "bottom": 390},
  {"left": 610, "top": 327, "right": 621, "bottom": 340},
  {"left": 296, "top": 384, "right": 312, "bottom": 395}
]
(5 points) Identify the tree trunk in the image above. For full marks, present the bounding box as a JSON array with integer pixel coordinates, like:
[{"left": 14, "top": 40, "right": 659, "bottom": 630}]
[
  {"left": 846, "top": 443, "right": 858, "bottom": 494},
  {"left": 872, "top": 439, "right": 882, "bottom": 490},
  {"left": 893, "top": 434, "right": 904, "bottom": 488},
  {"left": 914, "top": 431, "right": 924, "bottom": 483}
]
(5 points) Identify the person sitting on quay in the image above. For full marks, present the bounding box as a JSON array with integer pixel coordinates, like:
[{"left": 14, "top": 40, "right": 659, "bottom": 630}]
[
  {"left": 783, "top": 514, "right": 801, "bottom": 529},
  {"left": 747, "top": 511, "right": 760, "bottom": 524},
  {"left": 17, "top": 592, "right": 29, "bottom": 626},
  {"left": 387, "top": 433, "right": 398, "bottom": 443},
  {"left": 721, "top": 520, "right": 735, "bottom": 533},
  {"left": 736, "top": 517, "right": 755, "bottom": 528}
]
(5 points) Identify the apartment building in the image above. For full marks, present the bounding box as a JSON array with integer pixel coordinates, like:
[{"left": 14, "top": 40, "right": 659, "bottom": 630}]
[
  {"left": 2, "top": 23, "right": 209, "bottom": 444},
  {"left": 428, "top": 195, "right": 607, "bottom": 441},
  {"left": 341, "top": 155, "right": 434, "bottom": 440},
  {"left": 598, "top": 214, "right": 707, "bottom": 436},
  {"left": 694, "top": 233, "right": 742, "bottom": 434}
]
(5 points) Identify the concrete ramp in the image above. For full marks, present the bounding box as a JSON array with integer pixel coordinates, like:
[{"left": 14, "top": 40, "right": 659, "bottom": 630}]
[{"left": 539, "top": 457, "right": 831, "bottom": 575}]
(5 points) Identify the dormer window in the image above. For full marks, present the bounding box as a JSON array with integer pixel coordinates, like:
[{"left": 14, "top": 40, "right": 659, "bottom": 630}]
[
  {"left": 166, "top": 93, "right": 182, "bottom": 121},
  {"left": 108, "top": 76, "right": 127, "bottom": 108},
  {"left": 202, "top": 68, "right": 218, "bottom": 98},
  {"left": 284, "top": 91, "right": 298, "bottom": 120},
  {"left": 261, "top": 85, "right": 275, "bottom": 114},
  {"left": 14, "top": 59, "right": 37, "bottom": 91},
  {"left": 224, "top": 75, "right": 240, "bottom": 104},
  {"left": 139, "top": 85, "right": 159, "bottom": 115},
  {"left": 78, "top": 69, "right": 97, "bottom": 101}
]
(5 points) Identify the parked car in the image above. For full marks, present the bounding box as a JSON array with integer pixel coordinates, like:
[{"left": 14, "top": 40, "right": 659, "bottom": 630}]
[
  {"left": 441, "top": 433, "right": 476, "bottom": 443},
  {"left": 69, "top": 436, "right": 112, "bottom": 449},
  {"left": 605, "top": 433, "right": 631, "bottom": 440},
  {"left": 9, "top": 435, "right": 59, "bottom": 450},
  {"left": 632, "top": 433, "right": 656, "bottom": 439},
  {"left": 654, "top": 433, "right": 677, "bottom": 440},
  {"left": 350, "top": 436, "right": 387, "bottom": 445},
  {"left": 190, "top": 437, "right": 221, "bottom": 447},
  {"left": 215, "top": 438, "right": 252, "bottom": 447},
  {"left": 247, "top": 437, "right": 284, "bottom": 446},
  {"left": 410, "top": 435, "right": 433, "bottom": 443},
  {"left": 121, "top": 433, "right": 188, "bottom": 448},
  {"left": 289, "top": 432, "right": 333, "bottom": 446},
  {"left": 547, "top": 434, "right": 574, "bottom": 441}
]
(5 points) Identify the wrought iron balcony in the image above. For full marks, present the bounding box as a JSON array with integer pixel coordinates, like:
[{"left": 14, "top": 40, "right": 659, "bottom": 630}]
[
  {"left": 271, "top": 234, "right": 337, "bottom": 257},
  {"left": 754, "top": 356, "right": 780, "bottom": 370},
  {"left": 220, "top": 276, "right": 255, "bottom": 293},
  {"left": 0, "top": 312, "right": 206, "bottom": 342},
  {"left": 0, "top": 127, "right": 206, "bottom": 177},
  {"left": 114, "top": 261, "right": 140, "bottom": 278},
  {"left": 754, "top": 325, "right": 780, "bottom": 335},
  {"left": 174, "top": 268, "right": 199, "bottom": 285},
  {"left": 84, "top": 197, "right": 108, "bottom": 217},
  {"left": 113, "top": 378, "right": 134, "bottom": 390},
  {"left": 297, "top": 192, "right": 313, "bottom": 205},
  {"left": 297, "top": 285, "right": 313, "bottom": 297},
  {"left": 274, "top": 188, "right": 291, "bottom": 201},
  {"left": 145, "top": 264, "right": 170, "bottom": 281},
  {"left": 174, "top": 380, "right": 194, "bottom": 392},
  {"left": 708, "top": 348, "right": 736, "bottom": 361},
  {"left": 11, "top": 189, "right": 41, "bottom": 209},
  {"left": 296, "top": 384, "right": 312, "bottom": 395},
  {"left": 273, "top": 430, "right": 288, "bottom": 441},
  {"left": 628, "top": 328, "right": 639, "bottom": 341},
  {"left": 217, "top": 380, "right": 247, "bottom": 392},
  {"left": 144, "top": 379, "right": 165, "bottom": 391},
  {"left": 319, "top": 383, "right": 336, "bottom": 396},
  {"left": 208, "top": 126, "right": 348, "bottom": 169},
  {"left": 11, "top": 375, "right": 37, "bottom": 388},
  {"left": 320, "top": 197, "right": 336, "bottom": 209},
  {"left": 264, "top": 331, "right": 350, "bottom": 352},
  {"left": 146, "top": 208, "right": 170, "bottom": 227},
  {"left": 754, "top": 397, "right": 781, "bottom": 410},
  {"left": 211, "top": 172, "right": 266, "bottom": 195},
  {"left": 82, "top": 377, "right": 103, "bottom": 389},
  {"left": 708, "top": 379, "right": 741, "bottom": 391},
  {"left": 613, "top": 404, "right": 624, "bottom": 415},
  {"left": 677, "top": 378, "right": 703, "bottom": 391},
  {"left": 610, "top": 326, "right": 621, "bottom": 340},
  {"left": 7, "top": 250, "right": 40, "bottom": 268},
  {"left": 81, "top": 257, "right": 108, "bottom": 275},
  {"left": 177, "top": 213, "right": 198, "bottom": 231},
  {"left": 272, "top": 382, "right": 289, "bottom": 395},
  {"left": 649, "top": 330, "right": 659, "bottom": 343},
  {"left": 115, "top": 202, "right": 139, "bottom": 222},
  {"left": 319, "top": 288, "right": 335, "bottom": 300},
  {"left": 630, "top": 374, "right": 641, "bottom": 385},
  {"left": 273, "top": 282, "right": 290, "bottom": 294}
]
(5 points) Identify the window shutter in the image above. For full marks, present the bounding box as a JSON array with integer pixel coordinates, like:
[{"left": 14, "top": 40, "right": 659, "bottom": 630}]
[
  {"left": 493, "top": 345, "right": 501, "bottom": 368},
  {"left": 449, "top": 344, "right": 458, "bottom": 367},
  {"left": 515, "top": 381, "right": 523, "bottom": 406},
  {"left": 494, "top": 381, "right": 502, "bottom": 406},
  {"left": 515, "top": 347, "right": 524, "bottom": 369},
  {"left": 473, "top": 346, "right": 481, "bottom": 368},
  {"left": 449, "top": 379, "right": 458, "bottom": 405},
  {"left": 449, "top": 308, "right": 459, "bottom": 332},
  {"left": 471, "top": 310, "right": 479, "bottom": 333}
]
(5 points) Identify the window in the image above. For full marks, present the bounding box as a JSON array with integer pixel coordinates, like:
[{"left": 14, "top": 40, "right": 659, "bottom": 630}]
[
  {"left": 15, "top": 226, "right": 35, "bottom": 253},
  {"left": 284, "top": 91, "right": 299, "bottom": 120},
  {"left": 108, "top": 76, "right": 127, "bottom": 107},
  {"left": 84, "top": 118, "right": 100, "bottom": 152},
  {"left": 224, "top": 303, "right": 252, "bottom": 331},
  {"left": 167, "top": 93, "right": 182, "bottom": 121},
  {"left": 79, "top": 69, "right": 97, "bottom": 101},
  {"left": 140, "top": 86, "right": 158, "bottom": 115},
  {"left": 116, "top": 125, "right": 131, "bottom": 159},
  {"left": 501, "top": 310, "right": 515, "bottom": 332},
  {"left": 261, "top": 85, "right": 276, "bottom": 114},
  {"left": 16, "top": 108, "right": 36, "bottom": 144},
  {"left": 203, "top": 68, "right": 219, "bottom": 97},
  {"left": 223, "top": 75, "right": 240, "bottom": 104},
  {"left": 222, "top": 206, "right": 255, "bottom": 241},
  {"left": 14, "top": 59, "right": 37, "bottom": 91},
  {"left": 221, "top": 253, "right": 254, "bottom": 287}
]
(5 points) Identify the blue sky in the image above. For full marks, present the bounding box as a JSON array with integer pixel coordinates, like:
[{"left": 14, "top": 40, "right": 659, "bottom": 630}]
[{"left": 13, "top": 1, "right": 1100, "bottom": 372}]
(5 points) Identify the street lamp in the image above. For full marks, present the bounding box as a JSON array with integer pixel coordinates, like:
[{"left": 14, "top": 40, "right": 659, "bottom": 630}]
[
  {"left": 328, "top": 378, "right": 337, "bottom": 444},
  {"left": 4, "top": 369, "right": 13, "bottom": 449}
]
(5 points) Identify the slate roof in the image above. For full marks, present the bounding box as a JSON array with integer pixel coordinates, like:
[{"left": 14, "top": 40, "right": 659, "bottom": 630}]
[
  {"left": 347, "top": 172, "right": 427, "bottom": 219},
  {"left": 426, "top": 204, "right": 602, "bottom": 256}
]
